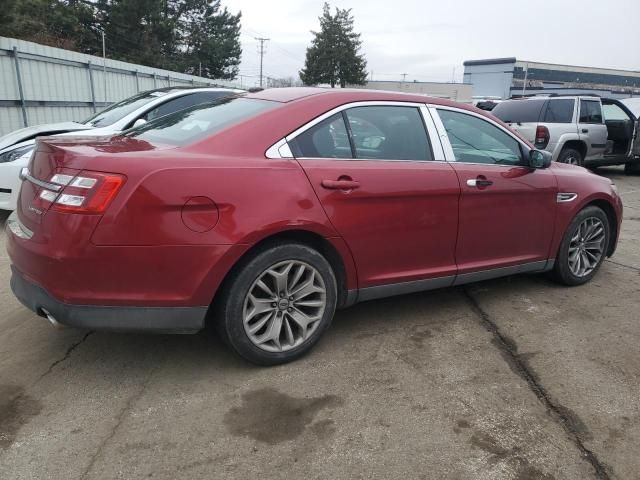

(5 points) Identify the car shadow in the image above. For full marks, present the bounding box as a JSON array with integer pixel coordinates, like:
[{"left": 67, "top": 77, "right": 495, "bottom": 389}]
[{"left": 39, "top": 274, "right": 548, "bottom": 377}]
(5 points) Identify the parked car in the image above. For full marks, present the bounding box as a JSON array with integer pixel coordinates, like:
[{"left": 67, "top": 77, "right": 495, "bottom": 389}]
[
  {"left": 7, "top": 88, "right": 622, "bottom": 365},
  {"left": 491, "top": 95, "right": 640, "bottom": 172},
  {"left": 0, "top": 86, "right": 243, "bottom": 210}
]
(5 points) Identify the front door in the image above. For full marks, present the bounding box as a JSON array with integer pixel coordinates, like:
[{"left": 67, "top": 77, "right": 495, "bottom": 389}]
[
  {"left": 289, "top": 104, "right": 460, "bottom": 290},
  {"left": 433, "top": 107, "right": 558, "bottom": 275}
]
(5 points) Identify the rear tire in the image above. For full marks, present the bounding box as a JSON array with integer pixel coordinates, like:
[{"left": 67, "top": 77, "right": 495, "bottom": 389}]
[
  {"left": 553, "top": 206, "right": 610, "bottom": 286},
  {"left": 558, "top": 148, "right": 584, "bottom": 167},
  {"left": 215, "top": 243, "right": 337, "bottom": 365}
]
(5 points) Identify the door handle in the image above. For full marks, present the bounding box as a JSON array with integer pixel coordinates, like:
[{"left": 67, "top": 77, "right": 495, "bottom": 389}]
[
  {"left": 581, "top": 128, "right": 589, "bottom": 133},
  {"left": 321, "top": 179, "right": 360, "bottom": 191},
  {"left": 466, "top": 177, "right": 493, "bottom": 188}
]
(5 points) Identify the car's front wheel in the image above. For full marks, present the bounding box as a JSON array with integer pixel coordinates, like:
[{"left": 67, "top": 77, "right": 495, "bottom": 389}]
[
  {"left": 624, "top": 162, "right": 640, "bottom": 175},
  {"left": 553, "top": 206, "right": 610, "bottom": 286},
  {"left": 216, "top": 243, "right": 337, "bottom": 365}
]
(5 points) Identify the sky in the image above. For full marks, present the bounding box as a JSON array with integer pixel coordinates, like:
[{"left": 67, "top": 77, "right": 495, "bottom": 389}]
[{"left": 225, "top": 0, "right": 640, "bottom": 88}]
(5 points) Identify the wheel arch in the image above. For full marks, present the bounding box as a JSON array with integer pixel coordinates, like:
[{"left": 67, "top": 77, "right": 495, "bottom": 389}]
[
  {"left": 584, "top": 198, "right": 619, "bottom": 257},
  {"left": 207, "top": 229, "right": 355, "bottom": 325},
  {"left": 559, "top": 140, "right": 588, "bottom": 161}
]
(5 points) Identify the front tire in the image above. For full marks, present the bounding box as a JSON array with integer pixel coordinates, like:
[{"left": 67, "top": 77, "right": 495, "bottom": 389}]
[
  {"left": 216, "top": 243, "right": 337, "bottom": 365},
  {"left": 624, "top": 162, "right": 640, "bottom": 175},
  {"left": 553, "top": 206, "right": 610, "bottom": 286},
  {"left": 558, "top": 147, "right": 584, "bottom": 167}
]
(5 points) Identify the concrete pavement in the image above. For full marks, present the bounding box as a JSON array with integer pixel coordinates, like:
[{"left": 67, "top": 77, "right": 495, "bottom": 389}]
[{"left": 0, "top": 167, "right": 638, "bottom": 479}]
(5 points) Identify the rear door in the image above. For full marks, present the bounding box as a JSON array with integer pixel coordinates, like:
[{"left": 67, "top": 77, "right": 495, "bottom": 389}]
[
  {"left": 578, "top": 99, "right": 608, "bottom": 160},
  {"left": 431, "top": 106, "right": 557, "bottom": 275},
  {"left": 289, "top": 102, "right": 460, "bottom": 290}
]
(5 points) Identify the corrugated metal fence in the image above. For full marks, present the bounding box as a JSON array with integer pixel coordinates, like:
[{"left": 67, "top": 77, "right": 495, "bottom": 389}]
[{"left": 0, "top": 36, "right": 241, "bottom": 136}]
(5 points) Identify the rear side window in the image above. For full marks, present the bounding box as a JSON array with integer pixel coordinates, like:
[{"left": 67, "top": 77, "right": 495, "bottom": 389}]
[
  {"left": 346, "top": 106, "right": 433, "bottom": 160},
  {"left": 124, "top": 97, "right": 276, "bottom": 146},
  {"left": 290, "top": 106, "right": 433, "bottom": 161},
  {"left": 579, "top": 100, "right": 603, "bottom": 124},
  {"left": 543, "top": 99, "right": 574, "bottom": 123},
  {"left": 491, "top": 99, "right": 546, "bottom": 123},
  {"left": 289, "top": 113, "right": 352, "bottom": 159}
]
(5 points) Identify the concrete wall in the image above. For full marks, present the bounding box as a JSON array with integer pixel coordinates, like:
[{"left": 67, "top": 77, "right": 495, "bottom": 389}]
[
  {"left": 0, "top": 37, "right": 241, "bottom": 136},
  {"left": 349, "top": 81, "right": 473, "bottom": 103}
]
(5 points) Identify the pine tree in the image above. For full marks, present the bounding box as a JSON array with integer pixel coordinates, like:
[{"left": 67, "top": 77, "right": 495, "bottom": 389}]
[{"left": 300, "top": 3, "right": 368, "bottom": 88}]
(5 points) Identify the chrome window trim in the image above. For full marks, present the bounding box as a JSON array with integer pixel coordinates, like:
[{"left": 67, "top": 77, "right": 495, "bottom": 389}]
[
  {"left": 428, "top": 104, "right": 533, "bottom": 165},
  {"left": 265, "top": 100, "right": 445, "bottom": 162}
]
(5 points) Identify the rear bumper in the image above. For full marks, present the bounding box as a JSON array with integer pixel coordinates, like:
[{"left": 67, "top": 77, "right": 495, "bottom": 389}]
[{"left": 10, "top": 266, "right": 207, "bottom": 333}]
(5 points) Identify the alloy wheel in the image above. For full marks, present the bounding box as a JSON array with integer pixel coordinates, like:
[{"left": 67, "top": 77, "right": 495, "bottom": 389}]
[
  {"left": 563, "top": 154, "right": 579, "bottom": 165},
  {"left": 568, "top": 217, "right": 606, "bottom": 277},
  {"left": 243, "top": 260, "right": 327, "bottom": 352}
]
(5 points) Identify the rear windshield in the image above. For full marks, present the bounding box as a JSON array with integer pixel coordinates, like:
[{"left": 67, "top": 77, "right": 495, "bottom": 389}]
[
  {"left": 491, "top": 99, "right": 547, "bottom": 123},
  {"left": 122, "top": 97, "right": 277, "bottom": 146}
]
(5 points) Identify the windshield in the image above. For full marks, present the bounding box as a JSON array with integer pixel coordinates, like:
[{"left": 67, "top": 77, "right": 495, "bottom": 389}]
[
  {"left": 122, "top": 97, "right": 277, "bottom": 146},
  {"left": 82, "top": 90, "right": 171, "bottom": 127}
]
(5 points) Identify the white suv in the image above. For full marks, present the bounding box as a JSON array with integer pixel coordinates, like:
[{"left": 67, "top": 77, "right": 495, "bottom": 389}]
[
  {"left": 492, "top": 95, "right": 640, "bottom": 172},
  {"left": 0, "top": 86, "right": 243, "bottom": 210}
]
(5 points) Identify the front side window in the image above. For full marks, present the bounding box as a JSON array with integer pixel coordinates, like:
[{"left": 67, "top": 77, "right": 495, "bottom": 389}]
[
  {"left": 603, "top": 103, "right": 631, "bottom": 121},
  {"left": 543, "top": 99, "right": 574, "bottom": 123},
  {"left": 83, "top": 90, "right": 171, "bottom": 127},
  {"left": 579, "top": 100, "right": 603, "bottom": 124},
  {"left": 437, "top": 109, "right": 523, "bottom": 165},
  {"left": 345, "top": 106, "right": 432, "bottom": 160}
]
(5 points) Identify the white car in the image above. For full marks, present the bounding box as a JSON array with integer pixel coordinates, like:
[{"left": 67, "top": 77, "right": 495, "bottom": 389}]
[{"left": 0, "top": 86, "right": 244, "bottom": 210}]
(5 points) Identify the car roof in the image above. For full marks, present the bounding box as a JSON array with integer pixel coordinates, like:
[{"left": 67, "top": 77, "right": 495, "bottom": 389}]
[{"left": 245, "top": 86, "right": 475, "bottom": 109}]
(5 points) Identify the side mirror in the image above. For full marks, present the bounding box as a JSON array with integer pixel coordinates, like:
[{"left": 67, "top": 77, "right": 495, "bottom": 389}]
[
  {"left": 529, "top": 149, "right": 552, "bottom": 169},
  {"left": 132, "top": 118, "right": 147, "bottom": 128}
]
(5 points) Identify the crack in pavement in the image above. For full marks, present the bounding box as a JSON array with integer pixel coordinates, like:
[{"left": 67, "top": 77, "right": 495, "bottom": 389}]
[
  {"left": 39, "top": 331, "right": 94, "bottom": 381},
  {"left": 463, "top": 288, "right": 612, "bottom": 480},
  {"left": 79, "top": 363, "right": 160, "bottom": 480},
  {"left": 605, "top": 259, "right": 640, "bottom": 273}
]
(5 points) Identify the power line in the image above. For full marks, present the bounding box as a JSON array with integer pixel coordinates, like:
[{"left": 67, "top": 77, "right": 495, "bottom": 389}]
[{"left": 255, "top": 37, "right": 269, "bottom": 88}]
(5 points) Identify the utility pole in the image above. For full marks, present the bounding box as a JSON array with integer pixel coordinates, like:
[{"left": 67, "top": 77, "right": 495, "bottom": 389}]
[
  {"left": 401, "top": 73, "right": 407, "bottom": 82},
  {"left": 101, "top": 30, "right": 107, "bottom": 102},
  {"left": 255, "top": 37, "right": 269, "bottom": 88},
  {"left": 521, "top": 62, "right": 529, "bottom": 97},
  {"left": 199, "top": 62, "right": 202, "bottom": 77}
]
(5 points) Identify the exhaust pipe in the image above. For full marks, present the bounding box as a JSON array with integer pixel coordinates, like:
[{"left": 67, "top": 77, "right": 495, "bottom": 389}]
[{"left": 41, "top": 308, "right": 65, "bottom": 329}]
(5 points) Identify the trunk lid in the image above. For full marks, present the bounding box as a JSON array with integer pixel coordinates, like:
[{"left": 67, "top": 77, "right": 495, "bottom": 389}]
[{"left": 17, "top": 135, "right": 155, "bottom": 228}]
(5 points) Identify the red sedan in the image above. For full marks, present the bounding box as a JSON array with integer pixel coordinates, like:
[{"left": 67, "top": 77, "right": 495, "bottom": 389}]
[{"left": 7, "top": 88, "right": 623, "bottom": 365}]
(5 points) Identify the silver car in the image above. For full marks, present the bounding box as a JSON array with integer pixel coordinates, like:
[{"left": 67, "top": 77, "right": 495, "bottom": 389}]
[
  {"left": 491, "top": 95, "right": 640, "bottom": 172},
  {"left": 0, "top": 86, "right": 243, "bottom": 210}
]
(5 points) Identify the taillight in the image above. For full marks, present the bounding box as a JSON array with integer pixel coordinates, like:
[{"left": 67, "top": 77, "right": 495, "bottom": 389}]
[
  {"left": 535, "top": 125, "right": 550, "bottom": 148},
  {"left": 37, "top": 171, "right": 125, "bottom": 214}
]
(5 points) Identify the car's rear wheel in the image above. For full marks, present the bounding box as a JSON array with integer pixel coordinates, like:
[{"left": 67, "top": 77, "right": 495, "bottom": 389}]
[
  {"left": 558, "top": 148, "right": 584, "bottom": 167},
  {"left": 553, "top": 206, "right": 610, "bottom": 286},
  {"left": 216, "top": 243, "right": 337, "bottom": 365}
]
